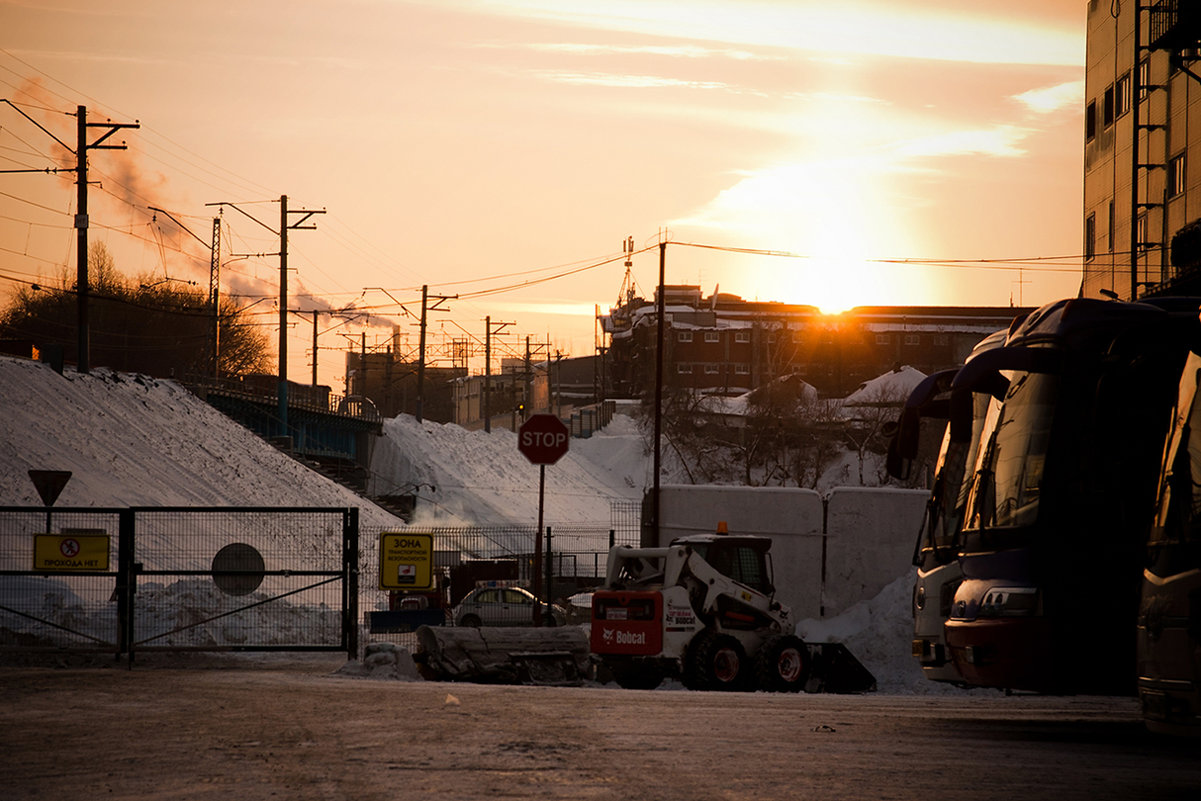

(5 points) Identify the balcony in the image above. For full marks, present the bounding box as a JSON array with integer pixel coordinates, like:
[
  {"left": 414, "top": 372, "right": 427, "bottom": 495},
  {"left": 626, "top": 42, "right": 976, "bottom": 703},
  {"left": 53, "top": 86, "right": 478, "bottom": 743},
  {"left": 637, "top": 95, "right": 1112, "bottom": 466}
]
[{"left": 1148, "top": 0, "right": 1201, "bottom": 52}]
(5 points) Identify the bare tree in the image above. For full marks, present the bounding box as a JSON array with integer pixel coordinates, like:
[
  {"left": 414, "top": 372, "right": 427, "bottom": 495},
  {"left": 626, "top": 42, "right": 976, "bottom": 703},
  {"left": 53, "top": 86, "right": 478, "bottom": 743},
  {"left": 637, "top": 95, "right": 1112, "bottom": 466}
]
[{"left": 1, "top": 242, "right": 272, "bottom": 379}]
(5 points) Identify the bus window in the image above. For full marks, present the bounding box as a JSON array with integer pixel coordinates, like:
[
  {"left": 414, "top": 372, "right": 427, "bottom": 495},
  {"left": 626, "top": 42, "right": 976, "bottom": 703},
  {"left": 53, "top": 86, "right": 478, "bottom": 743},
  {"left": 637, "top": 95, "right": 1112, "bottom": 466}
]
[{"left": 967, "top": 372, "right": 1057, "bottom": 531}]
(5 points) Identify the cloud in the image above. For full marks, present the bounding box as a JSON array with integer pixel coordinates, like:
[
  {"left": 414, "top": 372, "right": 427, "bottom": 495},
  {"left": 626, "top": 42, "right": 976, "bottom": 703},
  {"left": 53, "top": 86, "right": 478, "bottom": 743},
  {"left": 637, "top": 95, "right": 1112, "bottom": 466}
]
[
  {"left": 519, "top": 42, "right": 773, "bottom": 61},
  {"left": 1012, "top": 80, "right": 1084, "bottom": 114},
  {"left": 533, "top": 70, "right": 732, "bottom": 91},
  {"left": 893, "top": 125, "right": 1032, "bottom": 159},
  {"left": 456, "top": 0, "right": 1082, "bottom": 67}
]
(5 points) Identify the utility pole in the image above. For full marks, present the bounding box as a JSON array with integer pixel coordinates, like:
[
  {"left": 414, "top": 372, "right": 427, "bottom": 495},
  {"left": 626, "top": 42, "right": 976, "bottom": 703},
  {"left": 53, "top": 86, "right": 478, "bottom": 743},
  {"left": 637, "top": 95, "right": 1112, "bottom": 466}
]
[
  {"left": 416, "top": 285, "right": 456, "bottom": 423},
  {"left": 210, "top": 214, "right": 221, "bottom": 380},
  {"left": 287, "top": 310, "right": 321, "bottom": 386},
  {"left": 75, "top": 106, "right": 139, "bottom": 373},
  {"left": 277, "top": 197, "right": 289, "bottom": 434},
  {"left": 312, "top": 312, "right": 319, "bottom": 385},
  {"left": 485, "top": 316, "right": 491, "bottom": 433},
  {"left": 147, "top": 205, "right": 215, "bottom": 380},
  {"left": 652, "top": 240, "right": 667, "bottom": 545},
  {"left": 208, "top": 196, "right": 322, "bottom": 438},
  {"left": 483, "top": 317, "right": 512, "bottom": 432}
]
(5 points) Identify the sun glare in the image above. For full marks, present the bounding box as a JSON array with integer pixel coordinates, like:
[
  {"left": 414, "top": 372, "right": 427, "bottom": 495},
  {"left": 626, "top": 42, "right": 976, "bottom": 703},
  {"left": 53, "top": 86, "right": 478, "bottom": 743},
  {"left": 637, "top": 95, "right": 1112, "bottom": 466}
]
[{"left": 778, "top": 257, "right": 884, "bottom": 314}]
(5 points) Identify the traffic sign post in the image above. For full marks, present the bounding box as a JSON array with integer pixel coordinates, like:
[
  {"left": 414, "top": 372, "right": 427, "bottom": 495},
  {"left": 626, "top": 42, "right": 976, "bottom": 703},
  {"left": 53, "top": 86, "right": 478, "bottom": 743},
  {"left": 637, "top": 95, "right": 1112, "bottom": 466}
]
[{"left": 517, "top": 414, "right": 569, "bottom": 624}]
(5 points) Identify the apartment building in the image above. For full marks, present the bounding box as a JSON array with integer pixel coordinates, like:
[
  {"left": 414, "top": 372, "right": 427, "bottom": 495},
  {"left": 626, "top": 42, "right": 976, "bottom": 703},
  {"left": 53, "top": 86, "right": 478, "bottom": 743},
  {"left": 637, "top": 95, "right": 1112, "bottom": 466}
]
[
  {"left": 602, "top": 286, "right": 1026, "bottom": 398},
  {"left": 1083, "top": 1, "right": 1201, "bottom": 299}
]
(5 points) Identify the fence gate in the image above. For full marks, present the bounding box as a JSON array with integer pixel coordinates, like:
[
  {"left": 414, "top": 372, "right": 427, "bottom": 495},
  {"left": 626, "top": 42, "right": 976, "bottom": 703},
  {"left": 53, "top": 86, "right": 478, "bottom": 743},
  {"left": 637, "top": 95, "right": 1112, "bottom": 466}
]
[{"left": 0, "top": 506, "right": 358, "bottom": 660}]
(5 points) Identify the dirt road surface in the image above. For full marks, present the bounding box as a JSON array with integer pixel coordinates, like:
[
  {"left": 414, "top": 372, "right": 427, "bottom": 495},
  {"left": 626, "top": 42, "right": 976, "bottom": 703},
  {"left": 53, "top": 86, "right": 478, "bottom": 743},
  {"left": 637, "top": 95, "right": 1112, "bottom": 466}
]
[{"left": 2, "top": 654, "right": 1199, "bottom": 801}]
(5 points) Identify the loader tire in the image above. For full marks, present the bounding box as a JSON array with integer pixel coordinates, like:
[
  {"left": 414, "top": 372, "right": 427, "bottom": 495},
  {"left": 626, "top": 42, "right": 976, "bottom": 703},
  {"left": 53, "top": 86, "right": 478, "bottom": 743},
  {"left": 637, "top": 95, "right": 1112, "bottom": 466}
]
[
  {"left": 754, "top": 634, "right": 809, "bottom": 692},
  {"left": 684, "top": 629, "right": 746, "bottom": 691}
]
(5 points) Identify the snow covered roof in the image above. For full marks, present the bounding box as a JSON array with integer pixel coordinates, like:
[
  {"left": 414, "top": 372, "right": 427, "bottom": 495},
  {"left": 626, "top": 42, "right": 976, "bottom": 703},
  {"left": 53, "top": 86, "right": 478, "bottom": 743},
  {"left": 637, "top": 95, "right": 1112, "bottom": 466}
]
[{"left": 843, "top": 366, "right": 928, "bottom": 406}]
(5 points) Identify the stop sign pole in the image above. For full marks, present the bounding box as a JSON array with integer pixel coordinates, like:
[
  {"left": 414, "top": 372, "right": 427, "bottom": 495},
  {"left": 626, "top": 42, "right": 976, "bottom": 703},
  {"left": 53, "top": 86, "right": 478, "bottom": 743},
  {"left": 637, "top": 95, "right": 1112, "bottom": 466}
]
[{"left": 518, "top": 414, "right": 569, "bottom": 625}]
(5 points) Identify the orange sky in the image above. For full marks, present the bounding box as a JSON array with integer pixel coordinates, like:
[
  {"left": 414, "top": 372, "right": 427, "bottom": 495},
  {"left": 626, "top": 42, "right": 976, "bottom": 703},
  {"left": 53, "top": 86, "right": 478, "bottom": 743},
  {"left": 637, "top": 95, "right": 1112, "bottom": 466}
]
[{"left": 0, "top": 1, "right": 1086, "bottom": 389}]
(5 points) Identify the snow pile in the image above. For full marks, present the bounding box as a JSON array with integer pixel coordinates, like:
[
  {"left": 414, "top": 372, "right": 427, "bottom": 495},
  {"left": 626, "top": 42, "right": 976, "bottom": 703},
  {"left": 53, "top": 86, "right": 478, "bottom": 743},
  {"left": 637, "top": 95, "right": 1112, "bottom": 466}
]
[
  {"left": 368, "top": 413, "right": 646, "bottom": 526},
  {"left": 796, "top": 573, "right": 977, "bottom": 695},
  {"left": 0, "top": 356, "right": 401, "bottom": 529},
  {"left": 335, "top": 642, "right": 422, "bottom": 681},
  {"left": 1, "top": 575, "right": 341, "bottom": 650}
]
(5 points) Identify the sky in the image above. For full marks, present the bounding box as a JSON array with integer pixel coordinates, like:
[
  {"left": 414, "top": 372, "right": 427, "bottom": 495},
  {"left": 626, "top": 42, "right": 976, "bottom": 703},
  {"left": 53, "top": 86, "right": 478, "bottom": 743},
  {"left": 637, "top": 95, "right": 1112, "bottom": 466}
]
[{"left": 0, "top": 0, "right": 1086, "bottom": 390}]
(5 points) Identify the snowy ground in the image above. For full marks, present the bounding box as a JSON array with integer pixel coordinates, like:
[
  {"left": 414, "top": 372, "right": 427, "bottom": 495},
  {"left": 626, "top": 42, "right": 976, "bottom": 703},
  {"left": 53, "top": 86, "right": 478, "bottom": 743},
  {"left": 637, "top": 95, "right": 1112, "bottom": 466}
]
[{"left": 0, "top": 355, "right": 974, "bottom": 694}]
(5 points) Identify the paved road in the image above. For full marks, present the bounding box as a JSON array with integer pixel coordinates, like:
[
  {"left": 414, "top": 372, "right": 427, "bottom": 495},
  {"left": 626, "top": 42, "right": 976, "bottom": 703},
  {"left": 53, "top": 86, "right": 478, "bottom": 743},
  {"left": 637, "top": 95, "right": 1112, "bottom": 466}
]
[{"left": 2, "top": 654, "right": 1199, "bottom": 800}]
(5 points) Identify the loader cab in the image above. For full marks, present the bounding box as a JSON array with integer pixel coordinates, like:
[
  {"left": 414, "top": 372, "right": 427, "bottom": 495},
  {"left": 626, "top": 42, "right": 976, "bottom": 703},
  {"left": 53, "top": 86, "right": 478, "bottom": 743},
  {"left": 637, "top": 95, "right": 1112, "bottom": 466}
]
[{"left": 672, "top": 534, "right": 775, "bottom": 596}]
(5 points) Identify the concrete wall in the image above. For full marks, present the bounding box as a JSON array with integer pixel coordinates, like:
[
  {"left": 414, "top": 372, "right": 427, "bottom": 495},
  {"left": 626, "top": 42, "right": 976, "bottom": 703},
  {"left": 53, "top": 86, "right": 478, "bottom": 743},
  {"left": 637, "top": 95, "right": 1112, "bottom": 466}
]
[
  {"left": 822, "top": 487, "right": 928, "bottom": 616},
  {"left": 653, "top": 484, "right": 928, "bottom": 621}
]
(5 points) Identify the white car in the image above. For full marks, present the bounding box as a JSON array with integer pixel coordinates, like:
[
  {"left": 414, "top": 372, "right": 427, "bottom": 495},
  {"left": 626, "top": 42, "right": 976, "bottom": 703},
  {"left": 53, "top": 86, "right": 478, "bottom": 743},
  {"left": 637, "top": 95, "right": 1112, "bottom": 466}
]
[{"left": 452, "top": 586, "right": 566, "bottom": 627}]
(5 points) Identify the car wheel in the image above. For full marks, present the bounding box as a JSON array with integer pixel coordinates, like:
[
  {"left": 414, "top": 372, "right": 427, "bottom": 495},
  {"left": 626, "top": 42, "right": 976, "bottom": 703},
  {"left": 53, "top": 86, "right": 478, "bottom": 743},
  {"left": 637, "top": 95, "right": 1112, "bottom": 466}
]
[{"left": 460, "top": 614, "right": 481, "bottom": 628}]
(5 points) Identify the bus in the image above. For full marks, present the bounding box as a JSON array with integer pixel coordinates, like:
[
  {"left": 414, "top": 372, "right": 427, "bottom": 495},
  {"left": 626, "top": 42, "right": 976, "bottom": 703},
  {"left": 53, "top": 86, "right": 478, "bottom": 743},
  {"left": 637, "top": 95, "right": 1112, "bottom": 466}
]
[
  {"left": 888, "top": 329, "right": 1009, "bottom": 684},
  {"left": 944, "top": 297, "right": 1197, "bottom": 694},
  {"left": 1139, "top": 347, "right": 1201, "bottom": 734}
]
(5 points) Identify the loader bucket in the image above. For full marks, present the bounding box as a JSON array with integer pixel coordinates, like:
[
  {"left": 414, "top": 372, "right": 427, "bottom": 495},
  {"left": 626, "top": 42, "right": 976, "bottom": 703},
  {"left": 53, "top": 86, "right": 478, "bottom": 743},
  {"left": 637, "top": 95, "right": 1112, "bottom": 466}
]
[{"left": 804, "top": 643, "right": 877, "bottom": 693}]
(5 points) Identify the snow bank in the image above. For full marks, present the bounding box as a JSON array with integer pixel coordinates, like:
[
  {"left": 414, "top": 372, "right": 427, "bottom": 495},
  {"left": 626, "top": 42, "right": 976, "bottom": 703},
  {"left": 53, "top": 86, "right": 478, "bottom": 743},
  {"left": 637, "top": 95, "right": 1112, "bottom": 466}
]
[
  {"left": 368, "top": 412, "right": 644, "bottom": 526},
  {"left": 0, "top": 356, "right": 401, "bottom": 529},
  {"left": 797, "top": 573, "right": 990, "bottom": 695}
]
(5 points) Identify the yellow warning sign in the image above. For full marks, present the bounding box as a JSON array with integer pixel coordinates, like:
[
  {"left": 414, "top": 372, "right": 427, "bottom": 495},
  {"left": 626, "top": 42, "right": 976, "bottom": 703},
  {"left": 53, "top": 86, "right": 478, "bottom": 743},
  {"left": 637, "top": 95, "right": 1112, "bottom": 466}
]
[
  {"left": 34, "top": 532, "right": 110, "bottom": 571},
  {"left": 378, "top": 532, "right": 434, "bottom": 591}
]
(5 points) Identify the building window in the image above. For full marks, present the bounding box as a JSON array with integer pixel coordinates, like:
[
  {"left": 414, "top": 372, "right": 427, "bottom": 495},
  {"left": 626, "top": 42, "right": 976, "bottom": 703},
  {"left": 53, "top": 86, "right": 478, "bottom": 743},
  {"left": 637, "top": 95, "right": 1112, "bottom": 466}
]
[
  {"left": 1117, "top": 72, "right": 1132, "bottom": 117},
  {"left": 1085, "top": 213, "right": 1096, "bottom": 260},
  {"left": 934, "top": 334, "right": 949, "bottom": 346},
  {"left": 704, "top": 364, "right": 720, "bottom": 375},
  {"left": 1169, "top": 153, "right": 1186, "bottom": 198},
  {"left": 677, "top": 331, "right": 693, "bottom": 343},
  {"left": 735, "top": 363, "right": 750, "bottom": 375},
  {"left": 1108, "top": 201, "right": 1115, "bottom": 252},
  {"left": 1137, "top": 213, "right": 1148, "bottom": 251},
  {"left": 875, "top": 334, "right": 890, "bottom": 345},
  {"left": 1139, "top": 59, "right": 1151, "bottom": 101},
  {"left": 704, "top": 331, "right": 720, "bottom": 343},
  {"left": 676, "top": 363, "right": 692, "bottom": 374},
  {"left": 1086, "top": 100, "right": 1097, "bottom": 141},
  {"left": 734, "top": 331, "right": 750, "bottom": 343},
  {"left": 904, "top": 333, "right": 920, "bottom": 346},
  {"left": 1103, "top": 85, "right": 1115, "bottom": 128}
]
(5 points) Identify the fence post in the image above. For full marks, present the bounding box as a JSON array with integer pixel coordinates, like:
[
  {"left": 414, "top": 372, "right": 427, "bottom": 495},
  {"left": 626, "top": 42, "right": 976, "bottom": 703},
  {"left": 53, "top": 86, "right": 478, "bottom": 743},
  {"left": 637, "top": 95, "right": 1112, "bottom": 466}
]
[
  {"left": 117, "top": 508, "right": 136, "bottom": 663},
  {"left": 544, "top": 526, "right": 554, "bottom": 626},
  {"left": 344, "top": 507, "right": 359, "bottom": 660}
]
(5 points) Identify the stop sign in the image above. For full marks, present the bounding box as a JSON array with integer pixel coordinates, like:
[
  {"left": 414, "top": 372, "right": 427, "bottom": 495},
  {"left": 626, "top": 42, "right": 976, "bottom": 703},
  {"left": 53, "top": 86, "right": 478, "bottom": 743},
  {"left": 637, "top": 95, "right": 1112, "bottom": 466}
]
[{"left": 518, "top": 413, "right": 570, "bottom": 465}]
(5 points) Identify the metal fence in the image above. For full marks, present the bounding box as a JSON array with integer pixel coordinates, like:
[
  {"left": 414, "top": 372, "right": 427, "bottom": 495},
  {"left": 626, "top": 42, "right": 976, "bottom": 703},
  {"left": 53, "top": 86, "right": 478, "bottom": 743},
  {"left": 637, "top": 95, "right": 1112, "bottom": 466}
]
[
  {"left": 0, "top": 506, "right": 358, "bottom": 661},
  {"left": 362, "top": 517, "right": 641, "bottom": 634},
  {"left": 2, "top": 504, "right": 639, "bottom": 659}
]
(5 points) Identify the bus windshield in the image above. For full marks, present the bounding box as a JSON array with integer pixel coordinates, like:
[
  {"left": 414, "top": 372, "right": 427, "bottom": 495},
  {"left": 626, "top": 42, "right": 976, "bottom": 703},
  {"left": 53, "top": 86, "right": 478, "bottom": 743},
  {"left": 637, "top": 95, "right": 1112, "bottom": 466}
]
[
  {"left": 1153, "top": 356, "right": 1201, "bottom": 556},
  {"left": 967, "top": 371, "right": 1058, "bottom": 531}
]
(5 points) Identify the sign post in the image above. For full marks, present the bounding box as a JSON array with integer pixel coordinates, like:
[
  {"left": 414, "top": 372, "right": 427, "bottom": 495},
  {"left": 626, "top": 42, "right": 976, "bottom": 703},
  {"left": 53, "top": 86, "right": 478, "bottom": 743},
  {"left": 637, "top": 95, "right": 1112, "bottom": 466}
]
[{"left": 517, "top": 414, "right": 570, "bottom": 624}]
